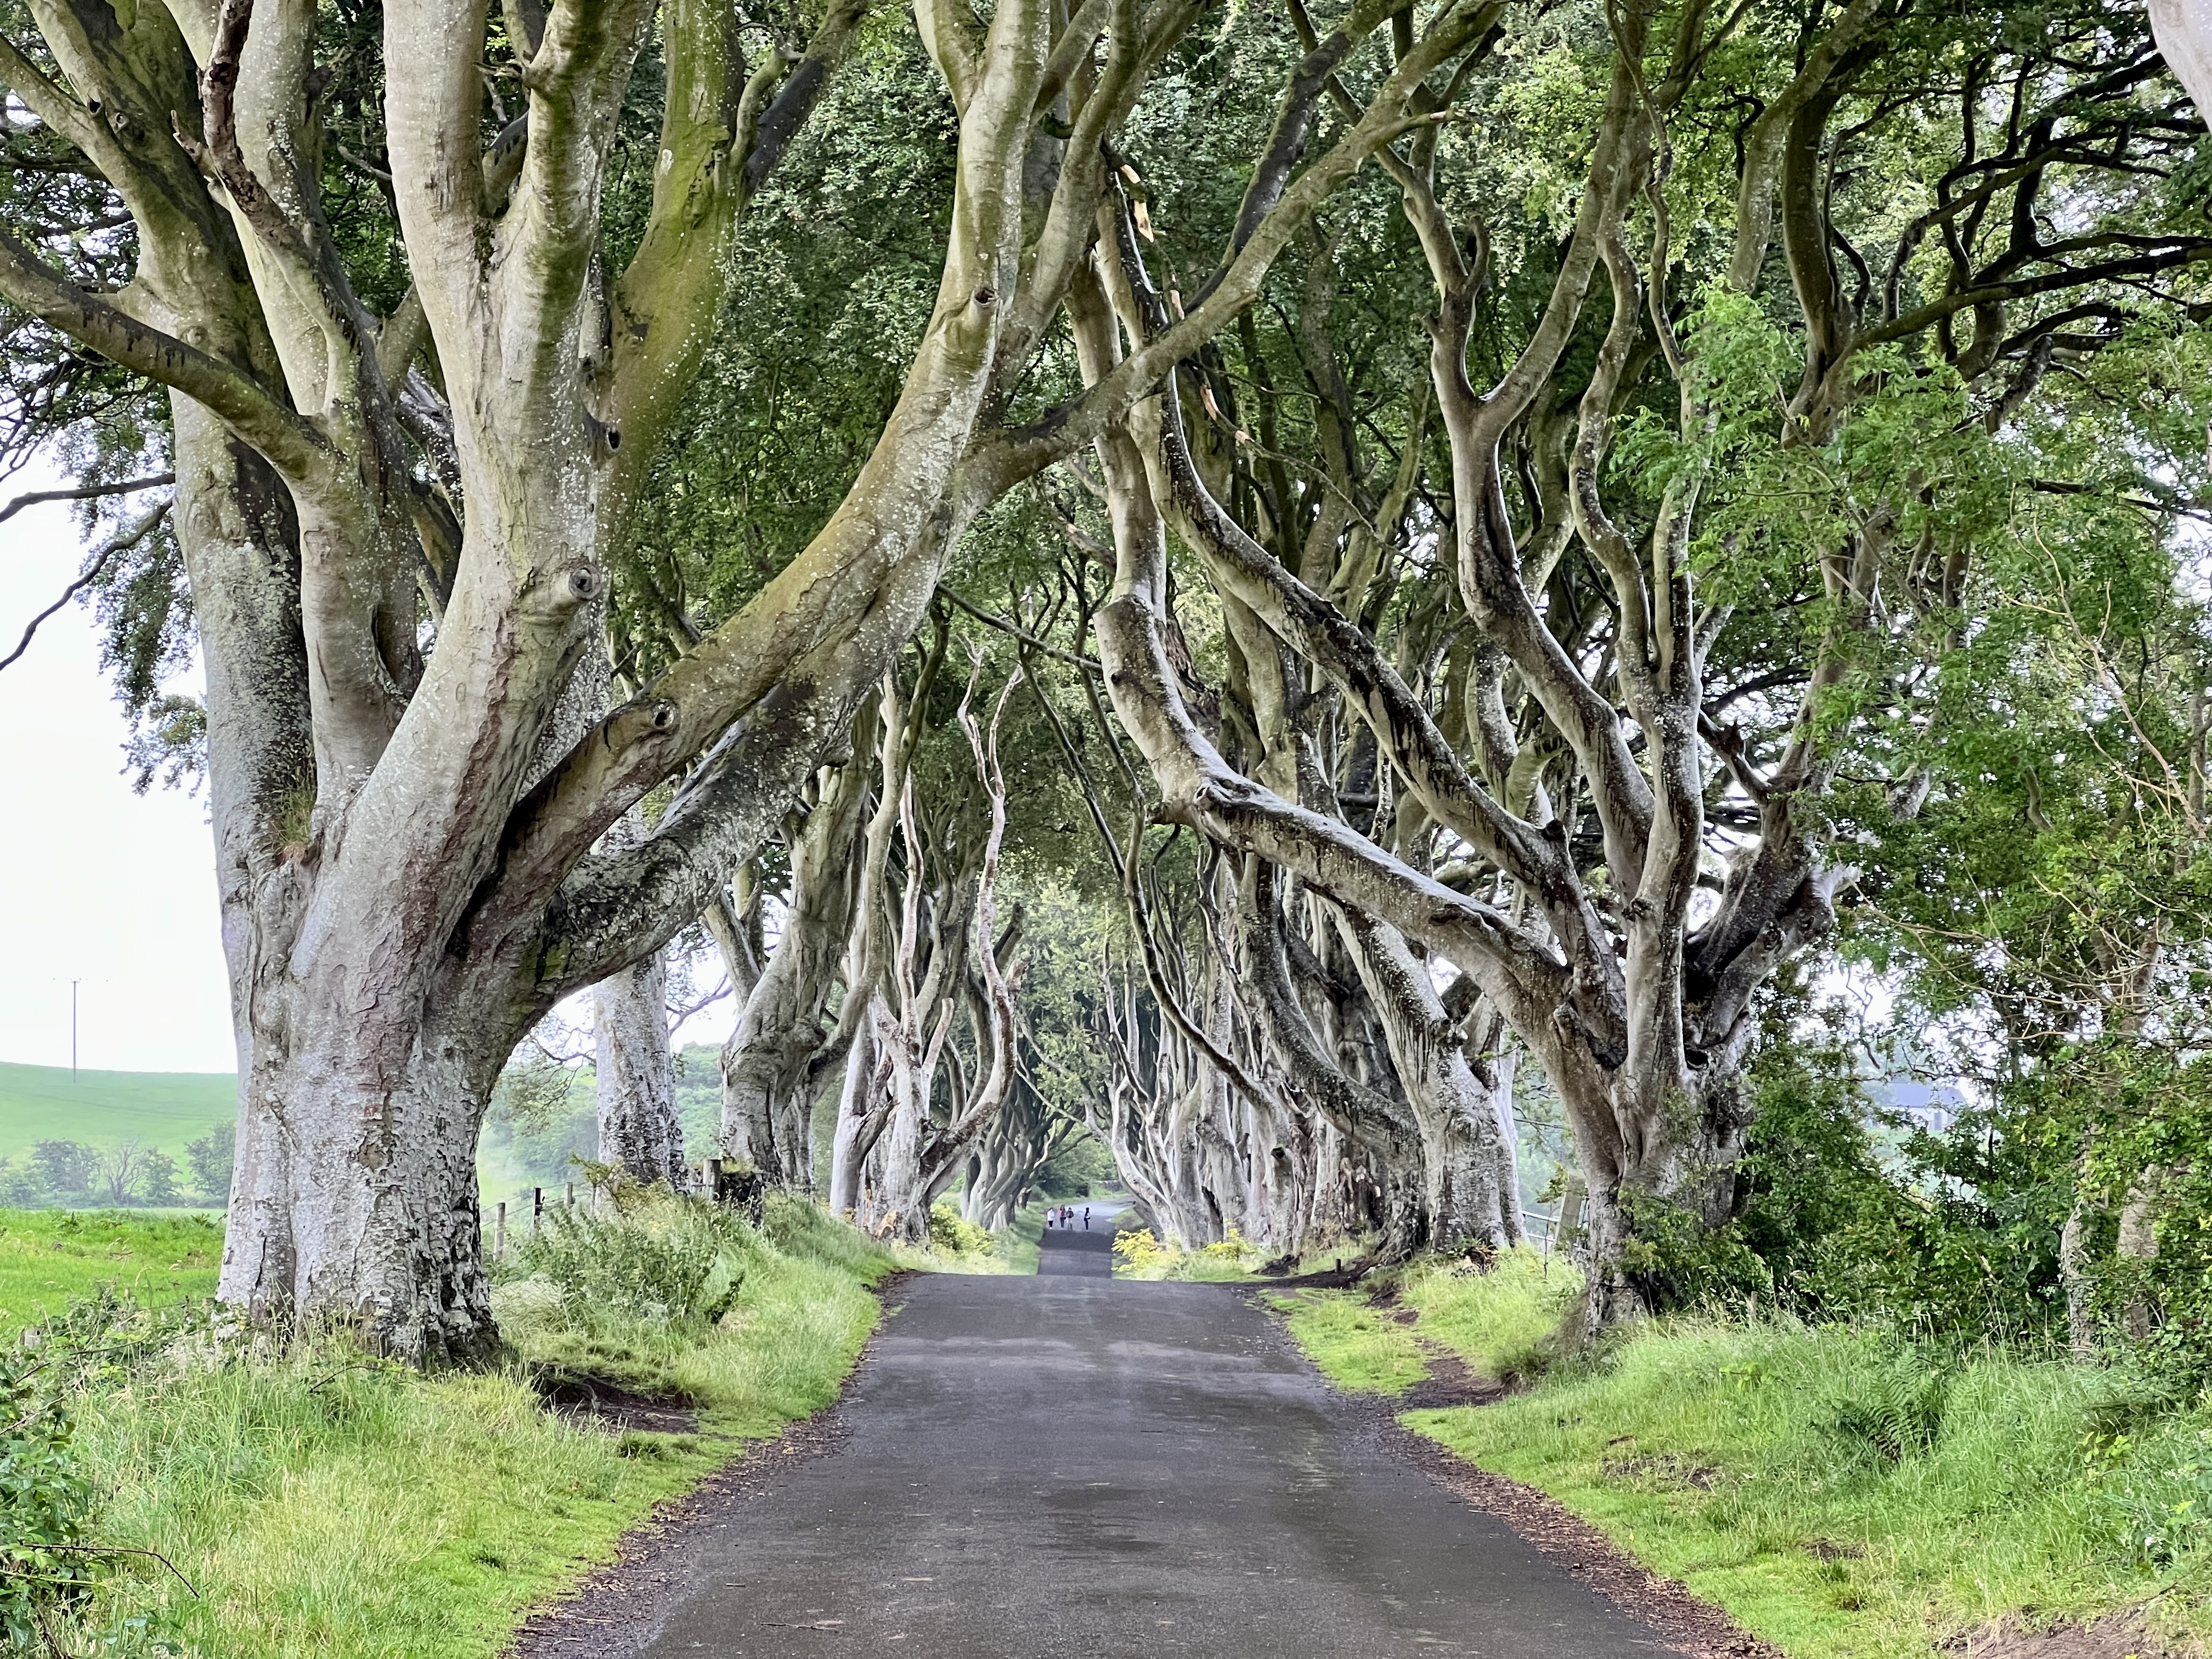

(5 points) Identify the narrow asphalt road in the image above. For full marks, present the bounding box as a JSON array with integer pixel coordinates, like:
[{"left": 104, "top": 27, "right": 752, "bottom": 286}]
[
  {"left": 621, "top": 1271, "right": 1668, "bottom": 1657},
  {"left": 1035, "top": 1215, "right": 1115, "bottom": 1276}
]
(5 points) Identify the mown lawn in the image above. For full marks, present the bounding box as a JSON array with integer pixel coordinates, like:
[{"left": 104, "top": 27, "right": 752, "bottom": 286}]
[
  {"left": 0, "top": 1207, "right": 222, "bottom": 1332},
  {"left": 1276, "top": 1250, "right": 2212, "bottom": 1659}
]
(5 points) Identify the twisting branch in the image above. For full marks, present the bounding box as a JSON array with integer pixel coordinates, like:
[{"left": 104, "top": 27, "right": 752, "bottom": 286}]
[
  {"left": 0, "top": 475, "right": 174, "bottom": 525},
  {"left": 937, "top": 656, "right": 1027, "bottom": 1152},
  {"left": 1029, "top": 646, "right": 1275, "bottom": 1103},
  {"left": 0, "top": 500, "right": 172, "bottom": 673},
  {"left": 1104, "top": 204, "right": 1625, "bottom": 1039},
  {"left": 0, "top": 225, "right": 321, "bottom": 475}
]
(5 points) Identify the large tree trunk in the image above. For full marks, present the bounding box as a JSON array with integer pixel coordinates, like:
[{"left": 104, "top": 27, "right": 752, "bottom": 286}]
[
  {"left": 718, "top": 748, "right": 872, "bottom": 1185},
  {"left": 4, "top": 0, "right": 1446, "bottom": 1357},
  {"left": 224, "top": 988, "right": 503, "bottom": 1361},
  {"left": 1334, "top": 909, "right": 1521, "bottom": 1252},
  {"left": 827, "top": 1018, "right": 887, "bottom": 1221},
  {"left": 860, "top": 993, "right": 940, "bottom": 1243},
  {"left": 2151, "top": 0, "right": 2212, "bottom": 120},
  {"left": 592, "top": 948, "right": 687, "bottom": 1188}
]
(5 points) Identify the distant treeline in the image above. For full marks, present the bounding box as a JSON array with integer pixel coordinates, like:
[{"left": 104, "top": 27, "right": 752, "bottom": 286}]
[{"left": 0, "top": 1126, "right": 233, "bottom": 1209}]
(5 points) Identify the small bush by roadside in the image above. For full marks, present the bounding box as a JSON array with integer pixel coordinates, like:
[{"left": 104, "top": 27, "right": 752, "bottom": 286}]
[
  {"left": 924, "top": 1203, "right": 996, "bottom": 1260},
  {"left": 1111, "top": 1226, "right": 1261, "bottom": 1280}
]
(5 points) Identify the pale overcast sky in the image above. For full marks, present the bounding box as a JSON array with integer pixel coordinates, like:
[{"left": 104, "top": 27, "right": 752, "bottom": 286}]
[
  {"left": 0, "top": 467, "right": 737, "bottom": 1077},
  {"left": 0, "top": 469, "right": 234, "bottom": 1072}
]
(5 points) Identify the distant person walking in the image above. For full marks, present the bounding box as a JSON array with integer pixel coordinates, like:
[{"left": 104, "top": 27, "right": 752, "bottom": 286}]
[{"left": 1082, "top": 1206, "right": 1091, "bottom": 1231}]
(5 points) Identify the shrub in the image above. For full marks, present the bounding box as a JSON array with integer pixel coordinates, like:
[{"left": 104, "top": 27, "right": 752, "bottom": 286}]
[
  {"left": 0, "top": 1345, "right": 97, "bottom": 1647},
  {"left": 926, "top": 1203, "right": 994, "bottom": 1257},
  {"left": 1826, "top": 1346, "right": 1954, "bottom": 1463},
  {"left": 1617, "top": 1193, "right": 1773, "bottom": 1313},
  {"left": 505, "top": 1192, "right": 765, "bottom": 1329},
  {"left": 1112, "top": 1227, "right": 1168, "bottom": 1273},
  {"left": 1111, "top": 1227, "right": 1257, "bottom": 1280}
]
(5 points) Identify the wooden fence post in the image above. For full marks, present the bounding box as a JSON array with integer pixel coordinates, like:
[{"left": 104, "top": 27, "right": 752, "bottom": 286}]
[{"left": 494, "top": 1202, "right": 507, "bottom": 1261}]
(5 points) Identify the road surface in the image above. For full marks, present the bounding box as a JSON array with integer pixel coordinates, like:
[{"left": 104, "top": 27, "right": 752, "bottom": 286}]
[
  {"left": 614, "top": 1271, "right": 1668, "bottom": 1656},
  {"left": 1036, "top": 1213, "right": 1115, "bottom": 1277}
]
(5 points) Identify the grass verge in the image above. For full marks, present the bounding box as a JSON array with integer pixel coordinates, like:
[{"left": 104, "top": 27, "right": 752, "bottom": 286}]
[
  {"left": 990, "top": 1203, "right": 1045, "bottom": 1275},
  {"left": 1269, "top": 1249, "right": 1574, "bottom": 1389},
  {"left": 1275, "top": 1250, "right": 2212, "bottom": 1658},
  {"left": 22, "top": 1193, "right": 894, "bottom": 1658}
]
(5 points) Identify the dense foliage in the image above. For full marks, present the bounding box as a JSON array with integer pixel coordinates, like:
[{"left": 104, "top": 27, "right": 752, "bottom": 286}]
[{"left": 0, "top": 0, "right": 2206, "bottom": 1365}]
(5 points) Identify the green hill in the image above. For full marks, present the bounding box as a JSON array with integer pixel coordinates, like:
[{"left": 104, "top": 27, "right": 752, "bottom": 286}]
[{"left": 0, "top": 1062, "right": 236, "bottom": 1159}]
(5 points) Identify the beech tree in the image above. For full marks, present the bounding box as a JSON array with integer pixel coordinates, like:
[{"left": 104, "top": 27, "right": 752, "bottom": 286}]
[
  {"left": 0, "top": 0, "right": 1494, "bottom": 1355},
  {"left": 1051, "top": 0, "right": 2210, "bottom": 1325}
]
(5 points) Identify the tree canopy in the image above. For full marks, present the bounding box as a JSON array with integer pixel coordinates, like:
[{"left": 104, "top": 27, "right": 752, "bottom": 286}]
[{"left": 0, "top": 0, "right": 2208, "bottom": 1364}]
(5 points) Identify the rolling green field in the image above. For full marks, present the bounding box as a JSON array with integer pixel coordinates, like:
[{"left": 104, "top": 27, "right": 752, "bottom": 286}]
[
  {"left": 0, "top": 1207, "right": 223, "bottom": 1331},
  {"left": 0, "top": 1060, "right": 234, "bottom": 1160}
]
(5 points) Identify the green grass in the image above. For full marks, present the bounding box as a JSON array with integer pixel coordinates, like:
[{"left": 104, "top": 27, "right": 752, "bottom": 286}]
[
  {"left": 991, "top": 1201, "right": 1046, "bottom": 1274},
  {"left": 1399, "top": 1249, "right": 1578, "bottom": 1378},
  {"left": 1268, "top": 1289, "right": 1428, "bottom": 1391},
  {"left": 1269, "top": 1249, "right": 1575, "bottom": 1393},
  {"left": 0, "top": 1207, "right": 222, "bottom": 1333},
  {"left": 0, "top": 1062, "right": 234, "bottom": 1162},
  {"left": 43, "top": 1193, "right": 896, "bottom": 1658},
  {"left": 1276, "top": 1255, "right": 2212, "bottom": 1658}
]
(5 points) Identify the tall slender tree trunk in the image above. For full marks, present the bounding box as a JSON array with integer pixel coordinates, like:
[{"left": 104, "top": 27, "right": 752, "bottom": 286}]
[
  {"left": 718, "top": 749, "right": 871, "bottom": 1185},
  {"left": 593, "top": 948, "right": 687, "bottom": 1188},
  {"left": 828, "top": 1017, "right": 890, "bottom": 1220},
  {"left": 860, "top": 997, "right": 938, "bottom": 1243}
]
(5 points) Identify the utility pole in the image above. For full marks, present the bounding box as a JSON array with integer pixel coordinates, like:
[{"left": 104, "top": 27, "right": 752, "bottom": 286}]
[{"left": 71, "top": 978, "right": 78, "bottom": 1077}]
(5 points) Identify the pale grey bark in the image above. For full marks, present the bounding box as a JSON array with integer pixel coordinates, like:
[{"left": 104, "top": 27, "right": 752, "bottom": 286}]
[
  {"left": 0, "top": 0, "right": 1469, "bottom": 1356},
  {"left": 2149, "top": 0, "right": 2212, "bottom": 125},
  {"left": 1331, "top": 909, "right": 1519, "bottom": 1253},
  {"left": 960, "top": 1082, "right": 1079, "bottom": 1229},
  {"left": 592, "top": 947, "right": 687, "bottom": 1188},
  {"left": 1053, "top": 16, "right": 1810, "bottom": 1326},
  {"left": 856, "top": 665, "right": 1025, "bottom": 1243},
  {"left": 1093, "top": 975, "right": 1229, "bottom": 1250},
  {"left": 2116, "top": 1170, "right": 2165, "bottom": 1340},
  {"left": 827, "top": 1017, "right": 885, "bottom": 1221},
  {"left": 716, "top": 742, "right": 872, "bottom": 1188}
]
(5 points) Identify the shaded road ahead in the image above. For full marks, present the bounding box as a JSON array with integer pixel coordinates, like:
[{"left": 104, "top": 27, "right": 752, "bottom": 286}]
[
  {"left": 620, "top": 1273, "right": 1667, "bottom": 1657},
  {"left": 1036, "top": 1213, "right": 1115, "bottom": 1276}
]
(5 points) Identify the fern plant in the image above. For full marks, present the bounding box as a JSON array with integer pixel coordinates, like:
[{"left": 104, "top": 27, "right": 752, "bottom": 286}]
[{"left": 1828, "top": 1351, "right": 1955, "bottom": 1463}]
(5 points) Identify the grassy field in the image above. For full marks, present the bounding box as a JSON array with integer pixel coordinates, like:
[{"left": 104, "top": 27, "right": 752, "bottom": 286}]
[
  {"left": 0, "top": 1062, "right": 233, "bottom": 1161},
  {"left": 1276, "top": 1252, "right": 2212, "bottom": 1659},
  {"left": 17, "top": 1195, "right": 898, "bottom": 1658},
  {"left": 0, "top": 1207, "right": 222, "bottom": 1331}
]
